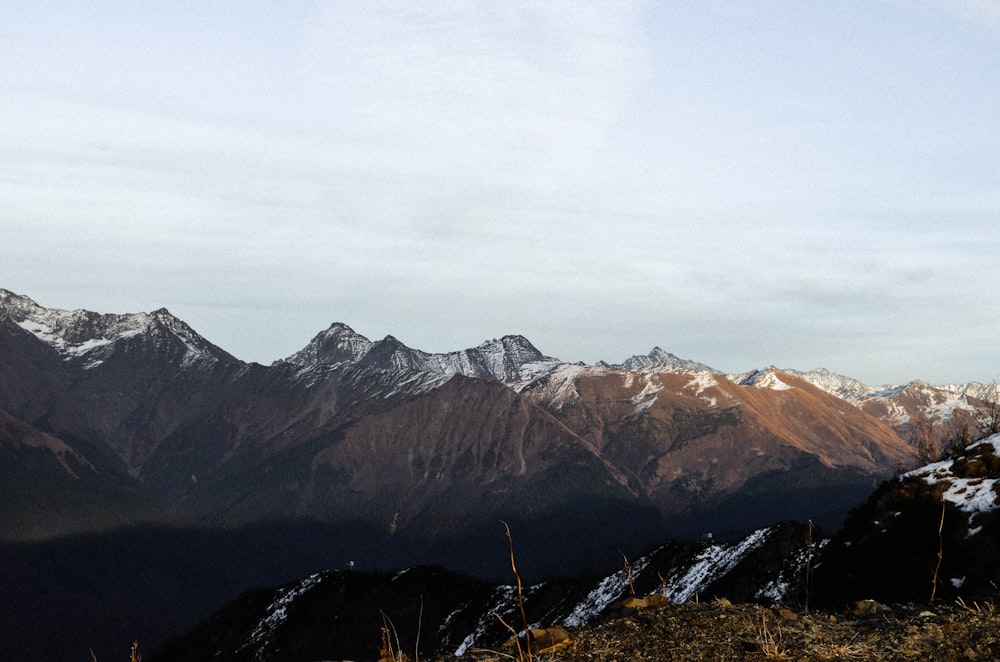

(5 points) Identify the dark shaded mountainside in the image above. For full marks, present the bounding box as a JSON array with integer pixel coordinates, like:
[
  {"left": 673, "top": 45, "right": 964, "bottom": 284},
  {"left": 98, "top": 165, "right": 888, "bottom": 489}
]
[
  {"left": 1, "top": 288, "right": 999, "bottom": 660},
  {"left": 154, "top": 435, "right": 1000, "bottom": 662}
]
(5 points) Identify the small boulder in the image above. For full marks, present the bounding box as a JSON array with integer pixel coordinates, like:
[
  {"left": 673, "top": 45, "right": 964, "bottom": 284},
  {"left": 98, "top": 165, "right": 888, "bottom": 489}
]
[{"left": 622, "top": 594, "right": 670, "bottom": 609}]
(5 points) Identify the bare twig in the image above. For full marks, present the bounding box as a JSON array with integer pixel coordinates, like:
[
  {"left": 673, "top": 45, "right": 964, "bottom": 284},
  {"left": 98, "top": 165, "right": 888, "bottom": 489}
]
[
  {"left": 930, "top": 499, "right": 946, "bottom": 604},
  {"left": 804, "top": 519, "right": 814, "bottom": 612},
  {"left": 501, "top": 520, "right": 533, "bottom": 662},
  {"left": 494, "top": 612, "right": 527, "bottom": 662},
  {"left": 379, "top": 611, "right": 403, "bottom": 661},
  {"left": 621, "top": 551, "right": 635, "bottom": 597},
  {"left": 414, "top": 594, "right": 423, "bottom": 662},
  {"left": 470, "top": 644, "right": 520, "bottom": 660}
]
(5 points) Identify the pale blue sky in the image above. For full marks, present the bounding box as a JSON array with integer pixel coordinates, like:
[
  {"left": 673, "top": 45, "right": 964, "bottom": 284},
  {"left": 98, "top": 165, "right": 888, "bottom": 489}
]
[{"left": 2, "top": 1, "right": 998, "bottom": 385}]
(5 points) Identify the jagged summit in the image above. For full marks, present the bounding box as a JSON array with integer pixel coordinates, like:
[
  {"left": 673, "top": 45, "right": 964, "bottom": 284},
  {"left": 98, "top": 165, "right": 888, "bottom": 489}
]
[
  {"left": 4, "top": 288, "right": 996, "bottom": 402},
  {"left": 617, "top": 346, "right": 718, "bottom": 374},
  {"left": 281, "top": 322, "right": 375, "bottom": 369},
  {"left": 0, "top": 289, "right": 238, "bottom": 370},
  {"left": 0, "top": 288, "right": 43, "bottom": 316},
  {"left": 786, "top": 367, "right": 873, "bottom": 401},
  {"left": 282, "top": 323, "right": 558, "bottom": 384}
]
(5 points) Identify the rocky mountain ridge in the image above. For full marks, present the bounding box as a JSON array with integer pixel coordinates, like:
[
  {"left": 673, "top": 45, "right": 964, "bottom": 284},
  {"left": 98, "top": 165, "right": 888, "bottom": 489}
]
[
  {"left": 5, "top": 288, "right": 994, "bottom": 403},
  {"left": 1, "top": 289, "right": 240, "bottom": 371},
  {"left": 2, "top": 287, "right": 996, "bottom": 553}
]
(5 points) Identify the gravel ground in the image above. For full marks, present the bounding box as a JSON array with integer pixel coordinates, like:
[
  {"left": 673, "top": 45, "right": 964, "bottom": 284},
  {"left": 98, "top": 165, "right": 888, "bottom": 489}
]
[{"left": 449, "top": 599, "right": 1000, "bottom": 661}]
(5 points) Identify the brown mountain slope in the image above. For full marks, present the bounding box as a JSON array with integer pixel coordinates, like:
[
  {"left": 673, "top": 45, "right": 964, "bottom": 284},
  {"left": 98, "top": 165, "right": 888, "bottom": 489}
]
[{"left": 515, "top": 366, "right": 917, "bottom": 521}]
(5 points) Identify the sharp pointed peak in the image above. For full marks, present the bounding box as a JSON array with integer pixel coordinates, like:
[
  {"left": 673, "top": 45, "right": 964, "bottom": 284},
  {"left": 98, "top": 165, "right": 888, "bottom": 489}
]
[
  {"left": 324, "top": 321, "right": 359, "bottom": 333},
  {"left": 616, "top": 346, "right": 718, "bottom": 374}
]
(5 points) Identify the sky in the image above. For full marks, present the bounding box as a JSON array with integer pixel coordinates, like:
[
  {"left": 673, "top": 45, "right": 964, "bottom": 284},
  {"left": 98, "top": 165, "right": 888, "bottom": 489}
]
[{"left": 2, "top": 1, "right": 999, "bottom": 386}]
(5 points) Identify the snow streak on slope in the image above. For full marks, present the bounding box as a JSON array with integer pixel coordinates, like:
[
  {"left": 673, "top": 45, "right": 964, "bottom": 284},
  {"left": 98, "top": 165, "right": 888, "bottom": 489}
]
[
  {"left": 454, "top": 585, "right": 517, "bottom": 656},
  {"left": 238, "top": 572, "right": 324, "bottom": 661},
  {"left": 754, "top": 539, "right": 826, "bottom": 605},
  {"left": 661, "top": 527, "right": 771, "bottom": 603},
  {"left": 685, "top": 372, "right": 719, "bottom": 396},
  {"left": 628, "top": 372, "right": 664, "bottom": 415},
  {"left": 563, "top": 555, "right": 653, "bottom": 627},
  {"left": 16, "top": 316, "right": 145, "bottom": 369}
]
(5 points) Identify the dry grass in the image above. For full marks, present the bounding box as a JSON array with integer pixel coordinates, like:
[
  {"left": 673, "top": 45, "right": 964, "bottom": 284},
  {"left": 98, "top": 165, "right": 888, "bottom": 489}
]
[
  {"left": 956, "top": 596, "right": 998, "bottom": 614},
  {"left": 89, "top": 641, "right": 141, "bottom": 662},
  {"left": 810, "top": 639, "right": 868, "bottom": 661},
  {"left": 754, "top": 615, "right": 789, "bottom": 660},
  {"left": 378, "top": 611, "right": 414, "bottom": 662}
]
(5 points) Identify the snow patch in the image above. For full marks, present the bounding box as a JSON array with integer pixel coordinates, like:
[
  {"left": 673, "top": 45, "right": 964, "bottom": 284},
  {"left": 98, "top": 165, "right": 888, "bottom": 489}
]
[
  {"left": 630, "top": 374, "right": 663, "bottom": 415},
  {"left": 738, "top": 368, "right": 792, "bottom": 391},
  {"left": 685, "top": 372, "right": 718, "bottom": 396},
  {"left": 885, "top": 402, "right": 910, "bottom": 426},
  {"left": 514, "top": 363, "right": 602, "bottom": 407}
]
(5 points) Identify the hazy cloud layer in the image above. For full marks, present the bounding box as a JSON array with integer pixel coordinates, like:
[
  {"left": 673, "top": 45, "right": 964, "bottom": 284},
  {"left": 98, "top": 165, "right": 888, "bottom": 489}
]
[{"left": 2, "top": 1, "right": 998, "bottom": 385}]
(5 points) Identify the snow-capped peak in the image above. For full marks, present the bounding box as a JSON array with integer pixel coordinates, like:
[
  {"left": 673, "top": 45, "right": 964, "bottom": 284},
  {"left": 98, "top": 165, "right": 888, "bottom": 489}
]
[
  {"left": 281, "top": 322, "right": 375, "bottom": 370},
  {"left": 281, "top": 324, "right": 560, "bottom": 385},
  {"left": 784, "top": 368, "right": 872, "bottom": 401},
  {"left": 425, "top": 335, "right": 560, "bottom": 383},
  {"left": 736, "top": 366, "right": 793, "bottom": 391},
  {"left": 1, "top": 289, "right": 233, "bottom": 370},
  {"left": 616, "top": 347, "right": 718, "bottom": 374}
]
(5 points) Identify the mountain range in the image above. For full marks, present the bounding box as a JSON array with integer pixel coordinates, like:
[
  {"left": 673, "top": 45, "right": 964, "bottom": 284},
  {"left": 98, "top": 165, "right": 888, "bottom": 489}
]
[
  {"left": 2, "top": 287, "right": 998, "bottom": 659},
  {"left": 3, "top": 287, "right": 995, "bottom": 545}
]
